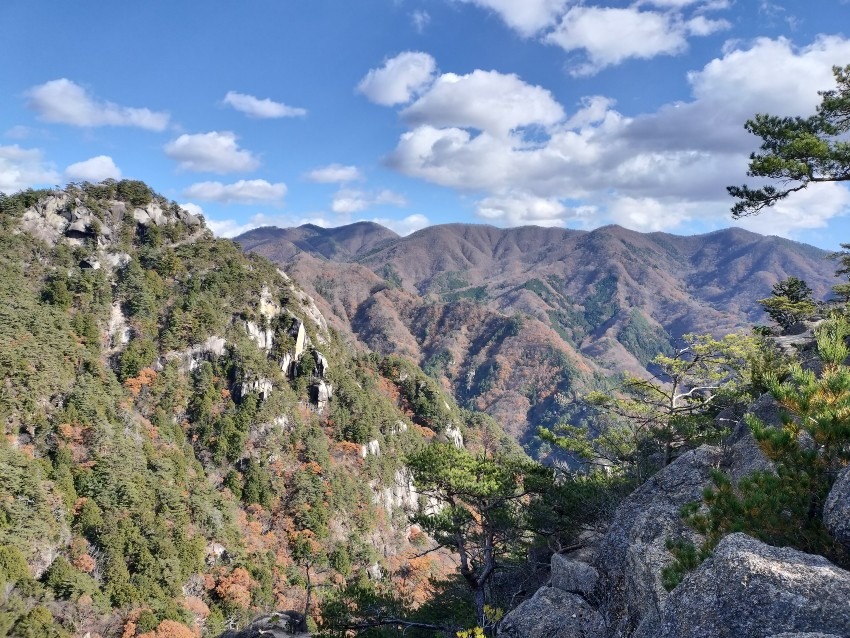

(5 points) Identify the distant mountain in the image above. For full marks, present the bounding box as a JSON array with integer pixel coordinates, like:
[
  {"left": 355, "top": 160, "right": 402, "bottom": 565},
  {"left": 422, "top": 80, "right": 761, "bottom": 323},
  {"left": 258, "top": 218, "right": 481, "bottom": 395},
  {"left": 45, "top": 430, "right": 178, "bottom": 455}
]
[
  {"left": 238, "top": 221, "right": 400, "bottom": 262},
  {"left": 236, "top": 222, "right": 838, "bottom": 449}
]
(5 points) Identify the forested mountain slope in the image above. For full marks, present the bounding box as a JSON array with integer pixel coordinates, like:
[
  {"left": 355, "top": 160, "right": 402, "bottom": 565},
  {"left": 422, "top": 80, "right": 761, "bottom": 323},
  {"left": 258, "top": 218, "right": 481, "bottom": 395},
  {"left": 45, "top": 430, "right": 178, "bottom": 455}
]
[
  {"left": 237, "top": 222, "right": 837, "bottom": 448},
  {"left": 0, "top": 182, "right": 515, "bottom": 637}
]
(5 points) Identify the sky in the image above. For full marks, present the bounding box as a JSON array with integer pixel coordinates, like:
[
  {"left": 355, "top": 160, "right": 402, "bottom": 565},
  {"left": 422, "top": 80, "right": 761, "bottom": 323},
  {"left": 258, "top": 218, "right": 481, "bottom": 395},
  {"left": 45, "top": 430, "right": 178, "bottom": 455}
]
[{"left": 2, "top": 1, "right": 850, "bottom": 248}]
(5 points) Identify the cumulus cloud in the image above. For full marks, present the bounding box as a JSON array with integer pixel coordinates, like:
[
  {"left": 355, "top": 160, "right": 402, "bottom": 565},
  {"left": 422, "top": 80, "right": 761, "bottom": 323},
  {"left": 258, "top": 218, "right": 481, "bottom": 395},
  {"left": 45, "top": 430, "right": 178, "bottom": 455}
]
[
  {"left": 65, "top": 155, "right": 122, "bottom": 182},
  {"left": 380, "top": 36, "right": 850, "bottom": 234},
  {"left": 305, "top": 164, "right": 362, "bottom": 183},
  {"left": 456, "top": 0, "right": 569, "bottom": 36},
  {"left": 183, "top": 179, "right": 287, "bottom": 204},
  {"left": 206, "top": 212, "right": 334, "bottom": 238},
  {"left": 222, "top": 91, "right": 307, "bottom": 118},
  {"left": 401, "top": 70, "right": 564, "bottom": 135},
  {"left": 546, "top": 6, "right": 727, "bottom": 76},
  {"left": 164, "top": 131, "right": 259, "bottom": 173},
  {"left": 357, "top": 52, "right": 437, "bottom": 106},
  {"left": 26, "top": 79, "right": 170, "bottom": 131},
  {"left": 0, "top": 145, "right": 60, "bottom": 192},
  {"left": 331, "top": 189, "right": 408, "bottom": 214}
]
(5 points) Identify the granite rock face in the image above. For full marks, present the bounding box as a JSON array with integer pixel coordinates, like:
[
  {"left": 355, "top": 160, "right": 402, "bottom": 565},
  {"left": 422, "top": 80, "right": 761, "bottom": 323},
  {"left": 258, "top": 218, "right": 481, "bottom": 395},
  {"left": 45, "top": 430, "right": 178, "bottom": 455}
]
[
  {"left": 824, "top": 466, "right": 850, "bottom": 551},
  {"left": 595, "top": 445, "right": 722, "bottom": 635},
  {"left": 550, "top": 554, "right": 599, "bottom": 597},
  {"left": 498, "top": 587, "right": 605, "bottom": 638},
  {"left": 655, "top": 533, "right": 850, "bottom": 638}
]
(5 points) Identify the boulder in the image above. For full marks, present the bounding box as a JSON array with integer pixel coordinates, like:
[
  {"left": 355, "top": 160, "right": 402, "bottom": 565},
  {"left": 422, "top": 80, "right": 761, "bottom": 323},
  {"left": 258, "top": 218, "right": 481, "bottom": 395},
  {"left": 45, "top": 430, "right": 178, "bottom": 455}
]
[
  {"left": 596, "top": 445, "right": 722, "bottom": 634},
  {"left": 498, "top": 587, "right": 605, "bottom": 638},
  {"left": 220, "top": 611, "right": 307, "bottom": 637},
  {"left": 769, "top": 634, "right": 844, "bottom": 638},
  {"left": 550, "top": 553, "right": 598, "bottom": 597},
  {"left": 824, "top": 466, "right": 850, "bottom": 551},
  {"left": 655, "top": 533, "right": 850, "bottom": 638}
]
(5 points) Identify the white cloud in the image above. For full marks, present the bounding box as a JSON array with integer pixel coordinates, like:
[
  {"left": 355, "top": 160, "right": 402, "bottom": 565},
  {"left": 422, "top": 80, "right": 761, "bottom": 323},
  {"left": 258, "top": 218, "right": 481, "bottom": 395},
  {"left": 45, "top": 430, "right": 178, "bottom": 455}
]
[
  {"left": 183, "top": 179, "right": 286, "bottom": 204},
  {"left": 0, "top": 145, "right": 60, "bottom": 192},
  {"left": 4, "top": 125, "right": 49, "bottom": 140},
  {"left": 357, "top": 52, "right": 437, "bottom": 106},
  {"left": 736, "top": 182, "right": 850, "bottom": 237},
  {"left": 222, "top": 91, "right": 307, "bottom": 118},
  {"left": 546, "top": 7, "right": 718, "bottom": 76},
  {"left": 382, "top": 36, "right": 850, "bottom": 234},
  {"left": 164, "top": 131, "right": 259, "bottom": 173},
  {"left": 411, "top": 10, "right": 431, "bottom": 33},
  {"left": 686, "top": 15, "right": 730, "bottom": 36},
  {"left": 305, "top": 164, "right": 362, "bottom": 183},
  {"left": 456, "top": 0, "right": 569, "bottom": 36},
  {"left": 477, "top": 192, "right": 575, "bottom": 226},
  {"left": 206, "top": 218, "right": 259, "bottom": 238},
  {"left": 26, "top": 79, "right": 170, "bottom": 131},
  {"left": 606, "top": 196, "right": 694, "bottom": 232},
  {"left": 65, "top": 155, "right": 122, "bottom": 182},
  {"left": 206, "top": 212, "right": 334, "bottom": 238},
  {"left": 332, "top": 189, "right": 408, "bottom": 214},
  {"left": 401, "top": 70, "right": 564, "bottom": 135},
  {"left": 371, "top": 213, "right": 430, "bottom": 236}
]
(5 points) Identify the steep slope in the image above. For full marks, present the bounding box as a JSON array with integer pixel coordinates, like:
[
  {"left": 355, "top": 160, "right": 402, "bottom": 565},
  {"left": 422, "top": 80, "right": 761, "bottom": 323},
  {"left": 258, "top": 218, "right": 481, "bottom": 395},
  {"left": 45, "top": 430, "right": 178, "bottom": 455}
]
[
  {"left": 236, "top": 222, "right": 838, "bottom": 450},
  {"left": 0, "top": 183, "right": 513, "bottom": 638}
]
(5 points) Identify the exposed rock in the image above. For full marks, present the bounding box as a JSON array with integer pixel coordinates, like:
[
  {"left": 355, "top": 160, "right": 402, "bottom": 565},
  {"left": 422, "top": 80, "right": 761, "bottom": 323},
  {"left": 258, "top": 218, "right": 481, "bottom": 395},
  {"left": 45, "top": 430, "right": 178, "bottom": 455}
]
[
  {"left": 498, "top": 587, "right": 605, "bottom": 638},
  {"left": 371, "top": 468, "right": 420, "bottom": 513},
  {"left": 314, "top": 351, "right": 329, "bottom": 378},
  {"left": 107, "top": 302, "right": 131, "bottom": 353},
  {"left": 723, "top": 394, "right": 781, "bottom": 485},
  {"left": 596, "top": 445, "right": 722, "bottom": 635},
  {"left": 246, "top": 320, "right": 275, "bottom": 352},
  {"left": 109, "top": 201, "right": 126, "bottom": 221},
  {"left": 656, "top": 533, "right": 850, "bottom": 638},
  {"left": 441, "top": 424, "right": 464, "bottom": 449},
  {"left": 550, "top": 554, "right": 598, "bottom": 597},
  {"left": 240, "top": 377, "right": 273, "bottom": 400},
  {"left": 132, "top": 207, "right": 152, "bottom": 225},
  {"left": 824, "top": 466, "right": 850, "bottom": 551},
  {"left": 366, "top": 562, "right": 383, "bottom": 580},
  {"left": 290, "top": 318, "right": 307, "bottom": 358},
  {"left": 79, "top": 257, "right": 101, "bottom": 270},
  {"left": 361, "top": 439, "right": 380, "bottom": 458},
  {"left": 220, "top": 611, "right": 308, "bottom": 638},
  {"left": 311, "top": 380, "right": 333, "bottom": 413},
  {"left": 105, "top": 252, "right": 131, "bottom": 270},
  {"left": 280, "top": 352, "right": 295, "bottom": 378},
  {"left": 259, "top": 285, "right": 280, "bottom": 319},
  {"left": 769, "top": 634, "right": 844, "bottom": 638}
]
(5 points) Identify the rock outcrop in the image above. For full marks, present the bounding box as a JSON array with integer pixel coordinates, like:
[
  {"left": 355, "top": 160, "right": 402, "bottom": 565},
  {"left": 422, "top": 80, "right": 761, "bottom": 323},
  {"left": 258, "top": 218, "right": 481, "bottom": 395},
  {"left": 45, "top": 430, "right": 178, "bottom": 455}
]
[
  {"left": 655, "top": 533, "right": 850, "bottom": 638},
  {"left": 550, "top": 554, "right": 599, "bottom": 597},
  {"left": 824, "top": 466, "right": 850, "bottom": 551},
  {"left": 498, "top": 587, "right": 605, "bottom": 638},
  {"left": 595, "top": 445, "right": 722, "bottom": 636}
]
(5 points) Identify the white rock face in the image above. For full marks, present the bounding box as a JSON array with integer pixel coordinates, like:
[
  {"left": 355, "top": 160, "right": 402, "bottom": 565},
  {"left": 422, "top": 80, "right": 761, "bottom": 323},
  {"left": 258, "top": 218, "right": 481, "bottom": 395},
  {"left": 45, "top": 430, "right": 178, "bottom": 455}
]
[
  {"left": 240, "top": 377, "right": 273, "bottom": 400},
  {"left": 361, "top": 439, "right": 381, "bottom": 458},
  {"left": 259, "top": 285, "right": 280, "bottom": 319},
  {"left": 246, "top": 320, "right": 275, "bottom": 352},
  {"left": 107, "top": 302, "right": 131, "bottom": 353},
  {"left": 441, "top": 424, "right": 464, "bottom": 449}
]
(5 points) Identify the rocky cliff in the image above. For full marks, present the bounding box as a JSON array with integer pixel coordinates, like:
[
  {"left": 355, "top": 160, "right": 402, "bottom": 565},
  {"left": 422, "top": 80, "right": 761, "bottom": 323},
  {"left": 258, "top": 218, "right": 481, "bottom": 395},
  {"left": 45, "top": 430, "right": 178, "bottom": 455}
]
[{"left": 498, "top": 389, "right": 850, "bottom": 638}]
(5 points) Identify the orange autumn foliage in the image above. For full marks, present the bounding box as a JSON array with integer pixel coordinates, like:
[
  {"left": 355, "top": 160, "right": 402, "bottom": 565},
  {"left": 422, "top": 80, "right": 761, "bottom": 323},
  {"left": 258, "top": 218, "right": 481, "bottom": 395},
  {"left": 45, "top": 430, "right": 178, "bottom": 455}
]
[
  {"left": 215, "top": 567, "right": 254, "bottom": 608},
  {"left": 124, "top": 367, "right": 158, "bottom": 397},
  {"left": 137, "top": 619, "right": 196, "bottom": 638}
]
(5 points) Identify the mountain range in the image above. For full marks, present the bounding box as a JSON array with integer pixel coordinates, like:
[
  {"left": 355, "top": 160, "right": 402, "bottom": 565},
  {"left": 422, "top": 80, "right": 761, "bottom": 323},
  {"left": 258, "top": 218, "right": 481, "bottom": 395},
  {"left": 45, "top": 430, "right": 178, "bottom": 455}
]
[{"left": 237, "top": 222, "right": 839, "bottom": 448}]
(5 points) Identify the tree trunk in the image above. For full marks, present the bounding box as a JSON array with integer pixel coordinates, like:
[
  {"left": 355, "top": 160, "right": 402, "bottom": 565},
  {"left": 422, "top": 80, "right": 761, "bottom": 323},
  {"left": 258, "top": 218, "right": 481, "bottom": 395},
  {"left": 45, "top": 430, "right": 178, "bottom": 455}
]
[
  {"left": 474, "top": 585, "right": 486, "bottom": 634},
  {"left": 301, "top": 564, "right": 312, "bottom": 633}
]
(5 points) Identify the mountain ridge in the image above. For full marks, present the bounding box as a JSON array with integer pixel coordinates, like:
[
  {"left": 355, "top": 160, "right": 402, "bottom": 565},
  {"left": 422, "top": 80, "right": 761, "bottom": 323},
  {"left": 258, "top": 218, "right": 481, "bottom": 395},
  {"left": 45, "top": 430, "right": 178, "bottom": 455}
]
[{"left": 236, "top": 220, "right": 838, "bottom": 451}]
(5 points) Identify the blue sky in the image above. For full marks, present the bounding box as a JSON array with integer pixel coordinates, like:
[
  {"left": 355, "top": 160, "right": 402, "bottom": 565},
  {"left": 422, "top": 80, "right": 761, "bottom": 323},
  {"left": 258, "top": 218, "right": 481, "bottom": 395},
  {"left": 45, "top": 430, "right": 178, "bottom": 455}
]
[{"left": 2, "top": 1, "right": 850, "bottom": 247}]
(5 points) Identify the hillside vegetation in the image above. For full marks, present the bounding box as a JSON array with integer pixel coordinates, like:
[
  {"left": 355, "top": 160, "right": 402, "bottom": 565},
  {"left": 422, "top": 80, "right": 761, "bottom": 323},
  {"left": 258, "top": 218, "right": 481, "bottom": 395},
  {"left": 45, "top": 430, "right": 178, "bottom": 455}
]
[{"left": 0, "top": 182, "right": 532, "bottom": 637}]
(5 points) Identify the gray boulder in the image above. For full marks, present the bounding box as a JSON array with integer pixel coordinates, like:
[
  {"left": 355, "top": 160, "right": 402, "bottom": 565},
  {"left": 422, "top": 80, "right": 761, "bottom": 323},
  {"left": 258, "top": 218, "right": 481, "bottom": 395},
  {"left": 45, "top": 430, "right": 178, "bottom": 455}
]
[
  {"left": 550, "top": 553, "right": 598, "bottom": 597},
  {"left": 498, "top": 587, "right": 605, "bottom": 638},
  {"left": 596, "top": 445, "right": 722, "bottom": 634},
  {"left": 769, "top": 634, "right": 844, "bottom": 638},
  {"left": 656, "top": 533, "right": 850, "bottom": 638},
  {"left": 824, "top": 466, "right": 850, "bottom": 550}
]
